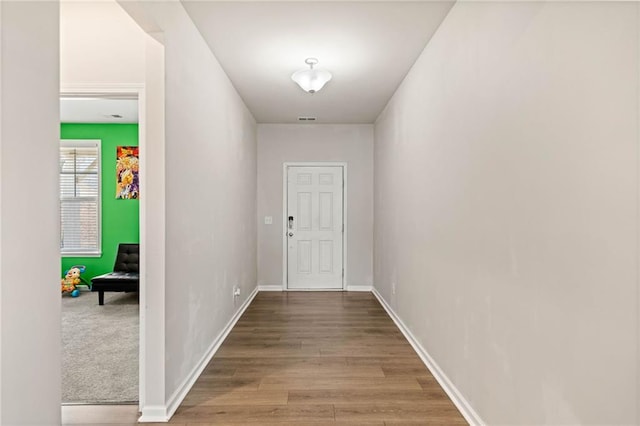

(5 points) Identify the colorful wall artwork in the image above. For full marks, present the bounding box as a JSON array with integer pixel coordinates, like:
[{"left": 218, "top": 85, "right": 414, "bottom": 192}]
[{"left": 116, "top": 146, "right": 139, "bottom": 199}]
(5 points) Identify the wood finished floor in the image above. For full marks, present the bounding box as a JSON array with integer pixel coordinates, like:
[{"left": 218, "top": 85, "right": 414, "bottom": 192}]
[{"left": 62, "top": 291, "right": 467, "bottom": 425}]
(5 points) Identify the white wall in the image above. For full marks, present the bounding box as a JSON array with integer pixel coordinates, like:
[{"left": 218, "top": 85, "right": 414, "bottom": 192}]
[
  {"left": 257, "top": 124, "right": 373, "bottom": 289},
  {"left": 162, "top": 3, "right": 257, "bottom": 403},
  {"left": 374, "top": 2, "right": 638, "bottom": 424},
  {"left": 119, "top": 2, "right": 258, "bottom": 415},
  {"left": 60, "top": 0, "right": 145, "bottom": 85},
  {"left": 0, "top": 2, "right": 61, "bottom": 424},
  {"left": 139, "top": 32, "right": 166, "bottom": 414}
]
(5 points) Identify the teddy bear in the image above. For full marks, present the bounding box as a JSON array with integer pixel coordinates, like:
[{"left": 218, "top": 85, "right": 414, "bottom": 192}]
[{"left": 61, "top": 267, "right": 82, "bottom": 296}]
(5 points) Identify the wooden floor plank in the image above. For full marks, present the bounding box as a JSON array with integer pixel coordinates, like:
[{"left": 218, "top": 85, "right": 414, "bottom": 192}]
[
  {"left": 335, "top": 402, "right": 467, "bottom": 423},
  {"left": 212, "top": 356, "right": 349, "bottom": 368},
  {"left": 182, "top": 422, "right": 383, "bottom": 426},
  {"left": 384, "top": 421, "right": 468, "bottom": 426},
  {"left": 231, "top": 362, "right": 385, "bottom": 378},
  {"left": 171, "top": 404, "right": 335, "bottom": 423},
  {"left": 287, "top": 390, "right": 433, "bottom": 405},
  {"left": 258, "top": 377, "right": 423, "bottom": 391},
  {"left": 181, "top": 390, "right": 289, "bottom": 407}
]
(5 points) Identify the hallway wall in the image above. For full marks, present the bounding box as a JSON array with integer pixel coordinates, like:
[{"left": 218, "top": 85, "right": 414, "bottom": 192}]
[
  {"left": 0, "top": 2, "right": 61, "bottom": 424},
  {"left": 374, "top": 2, "right": 638, "bottom": 424},
  {"left": 163, "top": 6, "right": 257, "bottom": 404},
  {"left": 257, "top": 124, "right": 373, "bottom": 289},
  {"left": 61, "top": 0, "right": 145, "bottom": 85}
]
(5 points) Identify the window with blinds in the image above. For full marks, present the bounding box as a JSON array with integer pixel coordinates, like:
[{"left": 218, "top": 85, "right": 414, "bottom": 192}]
[{"left": 60, "top": 140, "right": 101, "bottom": 256}]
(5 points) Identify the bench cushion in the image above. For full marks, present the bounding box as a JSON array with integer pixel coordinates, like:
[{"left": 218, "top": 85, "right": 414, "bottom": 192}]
[
  {"left": 91, "top": 272, "right": 139, "bottom": 292},
  {"left": 91, "top": 243, "right": 139, "bottom": 305}
]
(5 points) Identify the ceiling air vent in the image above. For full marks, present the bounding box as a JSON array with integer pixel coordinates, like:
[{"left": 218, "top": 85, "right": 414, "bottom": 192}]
[{"left": 298, "top": 116, "right": 316, "bottom": 122}]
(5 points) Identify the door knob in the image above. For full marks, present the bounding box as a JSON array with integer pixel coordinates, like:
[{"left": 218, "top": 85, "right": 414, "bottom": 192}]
[{"left": 288, "top": 232, "right": 294, "bottom": 237}]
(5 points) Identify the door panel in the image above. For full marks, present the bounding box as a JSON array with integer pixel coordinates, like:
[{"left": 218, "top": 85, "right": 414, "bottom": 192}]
[
  {"left": 319, "top": 240, "right": 333, "bottom": 273},
  {"left": 297, "top": 192, "right": 312, "bottom": 230},
  {"left": 287, "top": 166, "right": 343, "bottom": 289},
  {"left": 319, "top": 192, "right": 333, "bottom": 230},
  {"left": 297, "top": 240, "right": 312, "bottom": 273}
]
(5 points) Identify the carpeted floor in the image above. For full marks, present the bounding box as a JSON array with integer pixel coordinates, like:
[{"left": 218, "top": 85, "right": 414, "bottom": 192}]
[{"left": 61, "top": 290, "right": 138, "bottom": 404}]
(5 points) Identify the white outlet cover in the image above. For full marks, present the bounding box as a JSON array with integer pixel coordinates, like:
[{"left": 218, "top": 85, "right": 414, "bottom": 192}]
[{"left": 264, "top": 216, "right": 273, "bottom": 225}]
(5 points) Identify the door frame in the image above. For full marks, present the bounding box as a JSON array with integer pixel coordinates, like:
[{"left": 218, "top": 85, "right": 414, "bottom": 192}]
[
  {"left": 60, "top": 83, "right": 148, "bottom": 410},
  {"left": 282, "top": 162, "right": 348, "bottom": 291}
]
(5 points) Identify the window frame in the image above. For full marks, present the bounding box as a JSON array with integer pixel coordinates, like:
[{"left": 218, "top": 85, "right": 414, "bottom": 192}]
[{"left": 60, "top": 139, "right": 102, "bottom": 257}]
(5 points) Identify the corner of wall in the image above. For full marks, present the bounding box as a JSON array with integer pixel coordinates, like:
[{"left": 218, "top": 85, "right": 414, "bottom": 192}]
[
  {"left": 371, "top": 288, "right": 485, "bottom": 426},
  {"left": 162, "top": 287, "right": 258, "bottom": 420}
]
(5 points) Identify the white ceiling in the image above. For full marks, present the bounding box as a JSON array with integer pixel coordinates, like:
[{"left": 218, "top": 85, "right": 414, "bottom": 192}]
[
  {"left": 60, "top": 2, "right": 453, "bottom": 125},
  {"left": 181, "top": 1, "right": 454, "bottom": 124},
  {"left": 60, "top": 97, "right": 139, "bottom": 124}
]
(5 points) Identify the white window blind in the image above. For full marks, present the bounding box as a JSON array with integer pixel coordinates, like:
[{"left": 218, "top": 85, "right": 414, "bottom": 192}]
[{"left": 60, "top": 140, "right": 101, "bottom": 256}]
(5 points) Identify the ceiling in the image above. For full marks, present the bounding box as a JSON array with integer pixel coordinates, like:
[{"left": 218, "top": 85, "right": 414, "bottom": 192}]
[
  {"left": 60, "top": 1, "right": 453, "bottom": 125},
  {"left": 181, "top": 1, "right": 454, "bottom": 124},
  {"left": 60, "top": 97, "right": 138, "bottom": 124}
]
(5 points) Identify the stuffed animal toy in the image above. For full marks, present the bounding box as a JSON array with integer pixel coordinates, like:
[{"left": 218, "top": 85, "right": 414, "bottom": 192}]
[{"left": 61, "top": 267, "right": 82, "bottom": 297}]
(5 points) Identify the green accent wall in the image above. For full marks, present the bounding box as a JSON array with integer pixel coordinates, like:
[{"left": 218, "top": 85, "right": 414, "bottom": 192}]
[{"left": 60, "top": 123, "right": 139, "bottom": 281}]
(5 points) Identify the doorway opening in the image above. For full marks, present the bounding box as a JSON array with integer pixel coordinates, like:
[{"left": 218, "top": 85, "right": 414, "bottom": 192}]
[
  {"left": 283, "top": 162, "right": 347, "bottom": 290},
  {"left": 59, "top": 91, "right": 142, "bottom": 406}
]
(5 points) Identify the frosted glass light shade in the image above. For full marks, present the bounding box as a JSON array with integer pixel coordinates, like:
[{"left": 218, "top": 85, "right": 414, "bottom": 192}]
[{"left": 291, "top": 66, "right": 332, "bottom": 93}]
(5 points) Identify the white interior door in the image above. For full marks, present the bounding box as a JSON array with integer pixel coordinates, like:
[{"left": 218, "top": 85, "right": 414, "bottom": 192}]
[{"left": 287, "top": 166, "right": 344, "bottom": 289}]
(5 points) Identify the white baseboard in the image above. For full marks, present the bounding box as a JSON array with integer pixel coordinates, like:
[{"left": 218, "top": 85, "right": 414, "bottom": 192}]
[
  {"left": 371, "top": 288, "right": 485, "bottom": 426},
  {"left": 259, "top": 284, "right": 372, "bottom": 292},
  {"left": 346, "top": 285, "right": 372, "bottom": 292},
  {"left": 258, "top": 284, "right": 283, "bottom": 291},
  {"left": 138, "top": 406, "right": 168, "bottom": 422},
  {"left": 139, "top": 286, "right": 258, "bottom": 423}
]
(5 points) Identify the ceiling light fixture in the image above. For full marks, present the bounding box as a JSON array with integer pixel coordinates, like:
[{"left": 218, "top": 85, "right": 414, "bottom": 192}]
[{"left": 291, "top": 58, "right": 332, "bottom": 94}]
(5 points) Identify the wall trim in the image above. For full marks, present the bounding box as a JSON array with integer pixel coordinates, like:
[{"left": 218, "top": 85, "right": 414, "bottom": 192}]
[
  {"left": 138, "top": 406, "right": 168, "bottom": 422},
  {"left": 259, "top": 285, "right": 371, "bottom": 292},
  {"left": 139, "top": 286, "right": 259, "bottom": 422},
  {"left": 258, "top": 284, "right": 284, "bottom": 291},
  {"left": 346, "top": 285, "right": 372, "bottom": 292},
  {"left": 60, "top": 83, "right": 151, "bottom": 413},
  {"left": 372, "top": 288, "right": 485, "bottom": 426},
  {"left": 636, "top": 4, "right": 640, "bottom": 424}
]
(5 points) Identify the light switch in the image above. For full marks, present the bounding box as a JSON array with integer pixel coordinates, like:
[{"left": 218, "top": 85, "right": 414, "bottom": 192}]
[{"left": 264, "top": 216, "right": 273, "bottom": 225}]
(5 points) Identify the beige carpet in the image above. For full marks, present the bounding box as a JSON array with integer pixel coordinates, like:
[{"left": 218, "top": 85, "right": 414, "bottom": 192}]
[{"left": 61, "top": 290, "right": 138, "bottom": 404}]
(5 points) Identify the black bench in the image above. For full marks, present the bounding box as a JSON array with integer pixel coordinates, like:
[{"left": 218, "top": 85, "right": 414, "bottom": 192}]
[{"left": 91, "top": 243, "right": 139, "bottom": 305}]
